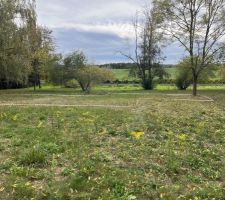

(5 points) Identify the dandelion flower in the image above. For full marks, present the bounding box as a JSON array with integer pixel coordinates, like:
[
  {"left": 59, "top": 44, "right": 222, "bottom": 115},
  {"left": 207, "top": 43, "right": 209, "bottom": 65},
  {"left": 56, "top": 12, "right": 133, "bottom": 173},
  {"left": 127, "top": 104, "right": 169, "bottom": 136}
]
[
  {"left": 178, "top": 134, "right": 187, "bottom": 141},
  {"left": 12, "top": 115, "right": 18, "bottom": 121},
  {"left": 130, "top": 131, "right": 145, "bottom": 140}
]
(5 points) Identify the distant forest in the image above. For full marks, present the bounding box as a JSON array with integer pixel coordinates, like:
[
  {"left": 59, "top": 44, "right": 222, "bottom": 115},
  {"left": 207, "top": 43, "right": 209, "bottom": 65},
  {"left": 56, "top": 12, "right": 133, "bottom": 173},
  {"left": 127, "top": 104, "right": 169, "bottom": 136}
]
[{"left": 99, "top": 63, "right": 175, "bottom": 69}]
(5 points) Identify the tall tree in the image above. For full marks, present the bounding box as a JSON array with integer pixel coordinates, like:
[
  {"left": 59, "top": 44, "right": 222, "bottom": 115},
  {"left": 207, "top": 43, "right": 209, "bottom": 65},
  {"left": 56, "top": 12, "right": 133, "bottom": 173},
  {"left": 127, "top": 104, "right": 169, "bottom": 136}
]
[
  {"left": 154, "top": 0, "right": 225, "bottom": 96},
  {"left": 0, "top": 0, "right": 55, "bottom": 90},
  {"left": 24, "top": 2, "right": 55, "bottom": 90},
  {"left": 0, "top": 0, "right": 31, "bottom": 88},
  {"left": 122, "top": 7, "right": 166, "bottom": 90}
]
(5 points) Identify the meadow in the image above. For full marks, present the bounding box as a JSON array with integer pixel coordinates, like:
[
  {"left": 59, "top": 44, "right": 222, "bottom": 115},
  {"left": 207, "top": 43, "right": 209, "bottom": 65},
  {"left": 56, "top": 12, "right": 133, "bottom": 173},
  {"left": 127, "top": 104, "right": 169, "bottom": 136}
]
[
  {"left": 112, "top": 67, "right": 222, "bottom": 81},
  {"left": 0, "top": 85, "right": 225, "bottom": 199},
  {"left": 112, "top": 68, "right": 178, "bottom": 81}
]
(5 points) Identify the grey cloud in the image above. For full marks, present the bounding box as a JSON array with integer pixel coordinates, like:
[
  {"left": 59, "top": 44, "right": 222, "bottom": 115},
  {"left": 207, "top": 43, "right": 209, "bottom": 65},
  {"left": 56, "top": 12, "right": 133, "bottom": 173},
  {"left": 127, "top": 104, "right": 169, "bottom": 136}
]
[{"left": 37, "top": 0, "right": 184, "bottom": 64}]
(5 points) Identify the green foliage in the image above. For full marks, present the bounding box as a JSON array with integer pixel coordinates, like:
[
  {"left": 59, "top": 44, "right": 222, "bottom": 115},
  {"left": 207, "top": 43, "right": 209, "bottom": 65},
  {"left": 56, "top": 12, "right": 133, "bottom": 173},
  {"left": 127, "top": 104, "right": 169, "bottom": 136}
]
[
  {"left": 64, "top": 50, "right": 87, "bottom": 69},
  {"left": 153, "top": 0, "right": 225, "bottom": 96},
  {"left": 176, "top": 60, "right": 192, "bottom": 90},
  {"left": 64, "top": 79, "right": 79, "bottom": 89},
  {"left": 63, "top": 51, "right": 115, "bottom": 92},
  {"left": 74, "top": 66, "right": 115, "bottom": 92},
  {"left": 219, "top": 66, "right": 225, "bottom": 82},
  {"left": 0, "top": 0, "right": 56, "bottom": 90},
  {"left": 176, "top": 58, "right": 216, "bottom": 90},
  {"left": 0, "top": 0, "right": 32, "bottom": 88},
  {"left": 142, "top": 79, "right": 155, "bottom": 90},
  {"left": 99, "top": 63, "right": 137, "bottom": 69},
  {"left": 48, "top": 63, "right": 64, "bottom": 85},
  {"left": 28, "top": 26, "right": 57, "bottom": 90}
]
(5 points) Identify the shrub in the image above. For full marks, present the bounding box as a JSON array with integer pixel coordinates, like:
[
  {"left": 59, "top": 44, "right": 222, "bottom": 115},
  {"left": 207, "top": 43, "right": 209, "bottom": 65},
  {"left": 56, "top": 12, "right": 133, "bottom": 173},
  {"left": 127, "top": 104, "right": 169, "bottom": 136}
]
[
  {"left": 142, "top": 79, "right": 155, "bottom": 90},
  {"left": 64, "top": 79, "right": 79, "bottom": 88},
  {"left": 175, "top": 57, "right": 217, "bottom": 90},
  {"left": 176, "top": 74, "right": 192, "bottom": 90},
  {"left": 74, "top": 66, "right": 115, "bottom": 92},
  {"left": 175, "top": 59, "right": 192, "bottom": 90},
  {"left": 219, "top": 66, "right": 225, "bottom": 82},
  {"left": 63, "top": 51, "right": 115, "bottom": 92}
]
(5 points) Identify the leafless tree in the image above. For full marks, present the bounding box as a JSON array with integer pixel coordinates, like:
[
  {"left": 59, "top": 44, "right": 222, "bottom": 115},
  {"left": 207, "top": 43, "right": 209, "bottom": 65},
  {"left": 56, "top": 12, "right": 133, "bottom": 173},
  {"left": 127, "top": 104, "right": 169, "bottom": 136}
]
[
  {"left": 154, "top": 0, "right": 225, "bottom": 95},
  {"left": 121, "top": 8, "right": 166, "bottom": 90}
]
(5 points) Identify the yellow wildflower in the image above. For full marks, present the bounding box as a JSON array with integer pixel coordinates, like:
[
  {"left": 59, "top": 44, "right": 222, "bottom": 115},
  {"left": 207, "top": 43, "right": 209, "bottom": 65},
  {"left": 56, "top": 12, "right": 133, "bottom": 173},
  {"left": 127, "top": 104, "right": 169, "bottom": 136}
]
[
  {"left": 12, "top": 115, "right": 18, "bottom": 121},
  {"left": 82, "top": 112, "right": 90, "bottom": 117},
  {"left": 37, "top": 121, "right": 44, "bottom": 128},
  {"left": 177, "top": 134, "right": 187, "bottom": 142},
  {"left": 130, "top": 131, "right": 145, "bottom": 140}
]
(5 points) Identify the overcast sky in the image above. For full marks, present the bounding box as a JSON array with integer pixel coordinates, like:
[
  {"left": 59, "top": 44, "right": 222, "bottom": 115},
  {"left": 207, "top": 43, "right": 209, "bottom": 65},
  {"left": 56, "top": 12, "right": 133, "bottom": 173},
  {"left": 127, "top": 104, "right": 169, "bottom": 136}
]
[{"left": 36, "top": 0, "right": 184, "bottom": 64}]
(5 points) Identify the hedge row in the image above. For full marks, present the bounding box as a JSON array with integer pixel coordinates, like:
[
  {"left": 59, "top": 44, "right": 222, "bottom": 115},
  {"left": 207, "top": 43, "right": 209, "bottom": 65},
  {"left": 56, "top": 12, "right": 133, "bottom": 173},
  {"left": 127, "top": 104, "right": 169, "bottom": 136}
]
[{"left": 105, "top": 79, "right": 225, "bottom": 85}]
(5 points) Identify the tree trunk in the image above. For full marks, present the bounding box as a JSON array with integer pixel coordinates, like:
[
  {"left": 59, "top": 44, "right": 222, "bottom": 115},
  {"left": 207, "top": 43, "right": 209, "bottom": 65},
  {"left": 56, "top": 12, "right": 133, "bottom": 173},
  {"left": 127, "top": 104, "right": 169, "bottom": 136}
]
[
  {"left": 192, "top": 75, "right": 198, "bottom": 96},
  {"left": 34, "top": 73, "right": 38, "bottom": 91},
  {"left": 85, "top": 81, "right": 91, "bottom": 94},
  {"left": 34, "top": 81, "right": 36, "bottom": 91},
  {"left": 38, "top": 74, "right": 41, "bottom": 89},
  {"left": 78, "top": 82, "right": 85, "bottom": 92}
]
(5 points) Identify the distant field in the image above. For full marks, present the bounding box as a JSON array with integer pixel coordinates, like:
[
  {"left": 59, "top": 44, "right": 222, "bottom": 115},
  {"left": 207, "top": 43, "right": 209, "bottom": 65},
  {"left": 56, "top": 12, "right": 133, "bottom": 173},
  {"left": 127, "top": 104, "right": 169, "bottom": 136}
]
[
  {"left": 165, "top": 67, "right": 177, "bottom": 79},
  {"left": 112, "top": 68, "right": 177, "bottom": 81},
  {"left": 0, "top": 86, "right": 225, "bottom": 199},
  {"left": 112, "top": 69, "right": 136, "bottom": 81},
  {"left": 112, "top": 67, "right": 221, "bottom": 81}
]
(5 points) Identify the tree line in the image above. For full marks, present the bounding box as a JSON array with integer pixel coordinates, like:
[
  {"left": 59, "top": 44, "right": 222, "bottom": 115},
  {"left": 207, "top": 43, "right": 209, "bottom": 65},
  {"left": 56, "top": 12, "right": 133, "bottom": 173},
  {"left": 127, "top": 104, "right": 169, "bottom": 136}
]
[
  {"left": 124, "top": 0, "right": 225, "bottom": 95},
  {"left": 1, "top": 0, "right": 225, "bottom": 95},
  {"left": 0, "top": 0, "right": 57, "bottom": 90},
  {"left": 0, "top": 0, "right": 114, "bottom": 92}
]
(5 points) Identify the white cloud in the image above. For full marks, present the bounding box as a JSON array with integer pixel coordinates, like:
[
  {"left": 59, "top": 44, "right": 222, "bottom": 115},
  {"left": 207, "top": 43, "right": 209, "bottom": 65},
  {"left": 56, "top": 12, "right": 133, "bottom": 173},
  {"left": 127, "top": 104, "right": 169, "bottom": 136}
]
[
  {"left": 36, "top": 0, "right": 182, "bottom": 64},
  {"left": 51, "top": 22, "right": 135, "bottom": 40},
  {"left": 36, "top": 0, "right": 144, "bottom": 38}
]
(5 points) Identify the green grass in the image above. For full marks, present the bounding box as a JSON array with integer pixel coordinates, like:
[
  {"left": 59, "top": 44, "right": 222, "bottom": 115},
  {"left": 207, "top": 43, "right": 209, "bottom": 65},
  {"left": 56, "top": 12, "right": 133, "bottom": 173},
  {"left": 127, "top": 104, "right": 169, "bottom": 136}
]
[
  {"left": 0, "top": 86, "right": 225, "bottom": 199},
  {"left": 165, "top": 67, "right": 177, "bottom": 79},
  {"left": 2, "top": 84, "right": 225, "bottom": 95},
  {"left": 112, "top": 67, "right": 223, "bottom": 81},
  {"left": 112, "top": 68, "right": 177, "bottom": 80},
  {"left": 112, "top": 69, "right": 138, "bottom": 81}
]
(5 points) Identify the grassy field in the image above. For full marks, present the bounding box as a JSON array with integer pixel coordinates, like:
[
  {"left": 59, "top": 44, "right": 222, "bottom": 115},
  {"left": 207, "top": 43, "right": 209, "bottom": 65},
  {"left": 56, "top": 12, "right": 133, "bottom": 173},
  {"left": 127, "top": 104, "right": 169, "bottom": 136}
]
[
  {"left": 112, "top": 67, "right": 222, "bottom": 81},
  {"left": 0, "top": 85, "right": 225, "bottom": 199},
  {"left": 111, "top": 69, "right": 136, "bottom": 81},
  {"left": 112, "top": 68, "right": 177, "bottom": 81}
]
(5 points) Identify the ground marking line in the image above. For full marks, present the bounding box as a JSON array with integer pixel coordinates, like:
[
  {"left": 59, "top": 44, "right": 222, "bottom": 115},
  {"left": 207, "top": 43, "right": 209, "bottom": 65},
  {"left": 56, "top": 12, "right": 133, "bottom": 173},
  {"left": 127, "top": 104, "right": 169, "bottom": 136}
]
[
  {"left": 165, "top": 94, "right": 192, "bottom": 96},
  {"left": 8, "top": 93, "right": 147, "bottom": 96},
  {"left": 0, "top": 103, "right": 131, "bottom": 108},
  {"left": 173, "top": 99, "right": 214, "bottom": 102},
  {"left": 136, "top": 94, "right": 214, "bottom": 102},
  {"left": 199, "top": 95, "right": 214, "bottom": 101},
  {"left": 2, "top": 94, "right": 107, "bottom": 97}
]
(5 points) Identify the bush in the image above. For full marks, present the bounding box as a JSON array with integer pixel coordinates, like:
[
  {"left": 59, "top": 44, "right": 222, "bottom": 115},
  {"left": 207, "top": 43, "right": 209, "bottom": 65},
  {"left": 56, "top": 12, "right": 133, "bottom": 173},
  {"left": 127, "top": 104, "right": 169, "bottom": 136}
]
[
  {"left": 175, "top": 59, "right": 192, "bottom": 90},
  {"left": 64, "top": 79, "right": 79, "bottom": 88},
  {"left": 219, "top": 66, "right": 225, "bottom": 82},
  {"left": 175, "top": 57, "right": 217, "bottom": 90},
  {"left": 74, "top": 66, "right": 115, "bottom": 92},
  {"left": 63, "top": 51, "right": 115, "bottom": 92},
  {"left": 176, "top": 76, "right": 192, "bottom": 90},
  {"left": 142, "top": 79, "right": 155, "bottom": 90}
]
